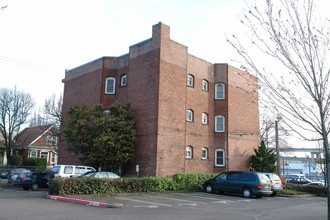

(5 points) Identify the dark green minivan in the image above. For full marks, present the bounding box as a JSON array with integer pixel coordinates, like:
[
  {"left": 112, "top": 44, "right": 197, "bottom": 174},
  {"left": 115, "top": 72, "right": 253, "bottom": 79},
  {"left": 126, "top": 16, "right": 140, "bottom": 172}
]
[{"left": 203, "top": 171, "right": 273, "bottom": 198}]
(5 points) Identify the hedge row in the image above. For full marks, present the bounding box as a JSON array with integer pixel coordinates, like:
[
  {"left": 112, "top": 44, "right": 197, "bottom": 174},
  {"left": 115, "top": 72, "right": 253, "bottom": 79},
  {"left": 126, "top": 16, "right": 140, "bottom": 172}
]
[
  {"left": 284, "top": 183, "right": 327, "bottom": 197},
  {"left": 49, "top": 173, "right": 217, "bottom": 195}
]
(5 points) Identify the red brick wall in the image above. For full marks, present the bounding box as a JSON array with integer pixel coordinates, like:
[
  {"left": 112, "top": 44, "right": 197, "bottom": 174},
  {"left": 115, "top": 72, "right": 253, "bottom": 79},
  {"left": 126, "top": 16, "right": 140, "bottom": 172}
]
[{"left": 58, "top": 22, "right": 260, "bottom": 176}]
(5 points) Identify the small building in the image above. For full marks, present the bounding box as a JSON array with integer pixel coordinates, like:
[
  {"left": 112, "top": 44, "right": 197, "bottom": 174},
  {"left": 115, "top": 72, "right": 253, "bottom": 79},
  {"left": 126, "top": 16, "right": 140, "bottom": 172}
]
[
  {"left": 15, "top": 125, "right": 58, "bottom": 166},
  {"left": 59, "top": 22, "right": 260, "bottom": 176}
]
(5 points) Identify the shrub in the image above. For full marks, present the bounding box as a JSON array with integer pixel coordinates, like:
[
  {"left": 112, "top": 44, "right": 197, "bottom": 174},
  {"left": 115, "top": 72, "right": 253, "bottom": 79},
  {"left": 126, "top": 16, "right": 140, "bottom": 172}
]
[
  {"left": 10, "top": 155, "right": 23, "bottom": 165},
  {"left": 48, "top": 173, "right": 218, "bottom": 195},
  {"left": 34, "top": 158, "right": 47, "bottom": 172},
  {"left": 172, "top": 173, "right": 217, "bottom": 190},
  {"left": 284, "top": 183, "right": 327, "bottom": 197},
  {"left": 23, "top": 157, "right": 35, "bottom": 166}
]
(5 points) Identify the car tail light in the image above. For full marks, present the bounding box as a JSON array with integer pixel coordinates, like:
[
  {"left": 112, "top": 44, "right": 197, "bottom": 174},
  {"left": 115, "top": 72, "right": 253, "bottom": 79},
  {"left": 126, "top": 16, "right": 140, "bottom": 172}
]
[{"left": 257, "top": 183, "right": 262, "bottom": 189}]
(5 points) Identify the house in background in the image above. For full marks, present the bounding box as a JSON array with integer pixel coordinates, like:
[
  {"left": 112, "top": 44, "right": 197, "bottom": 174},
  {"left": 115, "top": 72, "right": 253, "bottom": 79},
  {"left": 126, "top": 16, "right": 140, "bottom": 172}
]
[
  {"left": 15, "top": 125, "right": 58, "bottom": 166},
  {"left": 59, "top": 22, "right": 260, "bottom": 176}
]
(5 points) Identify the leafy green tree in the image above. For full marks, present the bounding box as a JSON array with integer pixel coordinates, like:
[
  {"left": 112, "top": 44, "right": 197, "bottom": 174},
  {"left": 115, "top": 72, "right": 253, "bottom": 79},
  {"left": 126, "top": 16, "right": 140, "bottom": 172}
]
[
  {"left": 249, "top": 140, "right": 277, "bottom": 173},
  {"left": 64, "top": 103, "right": 136, "bottom": 171}
]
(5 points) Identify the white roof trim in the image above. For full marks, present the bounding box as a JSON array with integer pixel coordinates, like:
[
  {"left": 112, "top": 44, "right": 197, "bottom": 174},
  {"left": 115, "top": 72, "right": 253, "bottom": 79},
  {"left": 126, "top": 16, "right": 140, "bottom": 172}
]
[{"left": 29, "top": 125, "right": 55, "bottom": 146}]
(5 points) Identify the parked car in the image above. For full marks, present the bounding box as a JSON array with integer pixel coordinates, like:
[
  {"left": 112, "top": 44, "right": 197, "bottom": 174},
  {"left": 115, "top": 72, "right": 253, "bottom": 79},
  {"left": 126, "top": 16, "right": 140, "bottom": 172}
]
[
  {"left": 302, "top": 182, "right": 324, "bottom": 186},
  {"left": 51, "top": 165, "right": 95, "bottom": 178},
  {"left": 78, "top": 171, "right": 120, "bottom": 179},
  {"left": 264, "top": 173, "right": 283, "bottom": 196},
  {"left": 14, "top": 172, "right": 49, "bottom": 191},
  {"left": 287, "top": 177, "right": 322, "bottom": 185},
  {"left": 11, "top": 168, "right": 31, "bottom": 181},
  {"left": 203, "top": 171, "right": 272, "bottom": 198},
  {"left": 0, "top": 168, "right": 31, "bottom": 180}
]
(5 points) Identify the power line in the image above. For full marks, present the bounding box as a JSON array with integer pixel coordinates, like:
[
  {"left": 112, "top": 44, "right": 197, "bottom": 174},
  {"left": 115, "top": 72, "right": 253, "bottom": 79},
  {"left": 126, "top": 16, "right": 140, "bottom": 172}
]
[{"left": 0, "top": 55, "right": 62, "bottom": 73}]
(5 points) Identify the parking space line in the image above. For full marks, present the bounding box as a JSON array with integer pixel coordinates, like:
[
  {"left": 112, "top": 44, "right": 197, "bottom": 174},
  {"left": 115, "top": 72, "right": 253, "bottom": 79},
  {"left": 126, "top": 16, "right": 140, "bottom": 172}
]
[
  {"left": 144, "top": 195, "right": 207, "bottom": 204},
  {"left": 173, "top": 193, "right": 228, "bottom": 201},
  {"left": 116, "top": 197, "right": 172, "bottom": 207}
]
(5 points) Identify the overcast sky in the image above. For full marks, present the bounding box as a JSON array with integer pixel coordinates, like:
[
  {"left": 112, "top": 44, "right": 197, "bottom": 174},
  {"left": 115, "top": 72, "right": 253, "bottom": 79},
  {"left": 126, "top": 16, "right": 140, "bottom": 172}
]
[{"left": 0, "top": 0, "right": 250, "bottom": 108}]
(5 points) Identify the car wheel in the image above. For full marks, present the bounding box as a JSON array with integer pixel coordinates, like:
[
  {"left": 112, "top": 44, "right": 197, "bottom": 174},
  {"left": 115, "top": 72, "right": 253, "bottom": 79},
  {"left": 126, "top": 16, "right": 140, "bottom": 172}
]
[
  {"left": 23, "top": 186, "right": 30, "bottom": 191},
  {"left": 270, "top": 191, "right": 277, "bottom": 197},
  {"left": 205, "top": 184, "right": 214, "bottom": 193},
  {"left": 31, "top": 183, "right": 39, "bottom": 191},
  {"left": 243, "top": 187, "right": 252, "bottom": 198}
]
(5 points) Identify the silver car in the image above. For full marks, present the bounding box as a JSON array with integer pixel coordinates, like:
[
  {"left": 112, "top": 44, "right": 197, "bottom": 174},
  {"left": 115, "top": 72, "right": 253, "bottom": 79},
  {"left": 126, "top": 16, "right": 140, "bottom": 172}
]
[{"left": 265, "top": 173, "right": 283, "bottom": 196}]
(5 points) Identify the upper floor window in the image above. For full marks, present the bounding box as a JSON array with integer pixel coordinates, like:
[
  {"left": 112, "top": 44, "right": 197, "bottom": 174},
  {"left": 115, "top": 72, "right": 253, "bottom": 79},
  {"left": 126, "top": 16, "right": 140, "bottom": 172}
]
[
  {"left": 202, "top": 112, "right": 208, "bottom": 125},
  {"left": 46, "top": 135, "right": 58, "bottom": 146},
  {"left": 187, "top": 74, "right": 194, "bottom": 87},
  {"left": 105, "top": 77, "right": 116, "bottom": 94},
  {"left": 120, "top": 75, "right": 127, "bottom": 87},
  {"left": 202, "top": 147, "right": 208, "bottom": 160},
  {"left": 202, "top": 80, "right": 209, "bottom": 91},
  {"left": 215, "top": 115, "right": 225, "bottom": 132},
  {"left": 215, "top": 83, "right": 225, "bottom": 99},
  {"left": 186, "top": 109, "right": 194, "bottom": 122},
  {"left": 186, "top": 146, "right": 193, "bottom": 159},
  {"left": 215, "top": 148, "right": 225, "bottom": 167}
]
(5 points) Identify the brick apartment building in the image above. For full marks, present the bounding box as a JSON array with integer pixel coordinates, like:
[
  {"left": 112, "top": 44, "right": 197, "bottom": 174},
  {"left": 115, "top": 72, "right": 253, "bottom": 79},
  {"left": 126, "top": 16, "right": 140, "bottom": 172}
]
[{"left": 58, "top": 22, "right": 260, "bottom": 177}]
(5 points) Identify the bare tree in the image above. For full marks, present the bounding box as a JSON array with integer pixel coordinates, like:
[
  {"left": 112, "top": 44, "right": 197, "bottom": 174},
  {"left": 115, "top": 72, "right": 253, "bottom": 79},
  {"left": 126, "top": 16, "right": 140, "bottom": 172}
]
[
  {"left": 0, "top": 87, "right": 35, "bottom": 164},
  {"left": 228, "top": 0, "right": 330, "bottom": 217},
  {"left": 42, "top": 94, "right": 62, "bottom": 154}
]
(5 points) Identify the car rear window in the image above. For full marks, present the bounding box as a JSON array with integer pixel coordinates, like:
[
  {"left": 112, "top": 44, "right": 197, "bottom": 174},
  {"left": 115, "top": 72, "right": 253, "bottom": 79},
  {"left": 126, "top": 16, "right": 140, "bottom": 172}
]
[
  {"left": 227, "top": 173, "right": 240, "bottom": 181},
  {"left": 239, "top": 173, "right": 256, "bottom": 181},
  {"left": 75, "top": 167, "right": 87, "bottom": 174},
  {"left": 64, "top": 166, "right": 73, "bottom": 174}
]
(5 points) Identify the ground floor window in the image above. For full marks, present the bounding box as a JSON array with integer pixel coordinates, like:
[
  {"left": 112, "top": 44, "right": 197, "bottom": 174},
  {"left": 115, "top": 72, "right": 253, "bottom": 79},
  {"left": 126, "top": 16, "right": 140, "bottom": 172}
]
[
  {"left": 215, "top": 149, "right": 225, "bottom": 167},
  {"left": 30, "top": 150, "right": 37, "bottom": 158}
]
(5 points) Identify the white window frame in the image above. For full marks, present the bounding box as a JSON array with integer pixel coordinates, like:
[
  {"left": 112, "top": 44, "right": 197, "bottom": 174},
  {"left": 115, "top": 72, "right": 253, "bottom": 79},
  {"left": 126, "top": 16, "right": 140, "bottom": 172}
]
[
  {"left": 40, "top": 152, "right": 48, "bottom": 159},
  {"left": 120, "top": 75, "right": 127, "bottom": 87},
  {"left": 202, "top": 112, "right": 208, "bottom": 125},
  {"left": 202, "top": 147, "right": 208, "bottom": 160},
  {"left": 187, "top": 74, "right": 194, "bottom": 87},
  {"left": 202, "top": 79, "right": 208, "bottom": 91},
  {"left": 215, "top": 83, "right": 225, "bottom": 100},
  {"left": 186, "top": 146, "right": 193, "bottom": 159},
  {"left": 30, "top": 150, "right": 37, "bottom": 158},
  {"left": 186, "top": 109, "right": 194, "bottom": 122},
  {"left": 105, "top": 77, "right": 116, "bottom": 94},
  {"left": 215, "top": 148, "right": 225, "bottom": 167},
  {"left": 215, "top": 115, "right": 225, "bottom": 132}
]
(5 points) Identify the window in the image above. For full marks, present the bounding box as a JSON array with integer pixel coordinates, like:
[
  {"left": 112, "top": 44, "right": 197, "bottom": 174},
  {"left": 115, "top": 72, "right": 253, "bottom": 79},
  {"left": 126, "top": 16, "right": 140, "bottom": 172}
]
[
  {"left": 120, "top": 75, "right": 127, "bottom": 87},
  {"left": 215, "top": 115, "right": 225, "bottom": 132},
  {"left": 215, "top": 83, "right": 225, "bottom": 99},
  {"left": 202, "top": 80, "right": 208, "bottom": 91},
  {"left": 202, "top": 148, "right": 208, "bottom": 159},
  {"left": 64, "top": 166, "right": 73, "bottom": 174},
  {"left": 105, "top": 77, "right": 116, "bottom": 94},
  {"left": 51, "top": 152, "right": 56, "bottom": 163},
  {"left": 215, "top": 149, "right": 225, "bottom": 167},
  {"left": 187, "top": 74, "right": 194, "bottom": 87},
  {"left": 30, "top": 150, "right": 37, "bottom": 158},
  {"left": 202, "top": 112, "right": 208, "bottom": 125},
  {"left": 40, "top": 152, "right": 48, "bottom": 159},
  {"left": 186, "top": 109, "right": 194, "bottom": 122},
  {"left": 46, "top": 135, "right": 58, "bottom": 145},
  {"left": 186, "top": 146, "right": 193, "bottom": 159}
]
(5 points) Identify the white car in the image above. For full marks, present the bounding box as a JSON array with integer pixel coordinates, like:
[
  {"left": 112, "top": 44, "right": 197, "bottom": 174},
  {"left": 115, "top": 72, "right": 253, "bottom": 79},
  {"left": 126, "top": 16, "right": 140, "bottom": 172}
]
[{"left": 51, "top": 165, "right": 95, "bottom": 178}]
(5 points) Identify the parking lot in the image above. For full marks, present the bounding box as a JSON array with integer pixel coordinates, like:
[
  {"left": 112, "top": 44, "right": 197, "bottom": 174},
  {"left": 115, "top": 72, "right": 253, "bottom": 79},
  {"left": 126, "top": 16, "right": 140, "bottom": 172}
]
[{"left": 0, "top": 188, "right": 327, "bottom": 220}]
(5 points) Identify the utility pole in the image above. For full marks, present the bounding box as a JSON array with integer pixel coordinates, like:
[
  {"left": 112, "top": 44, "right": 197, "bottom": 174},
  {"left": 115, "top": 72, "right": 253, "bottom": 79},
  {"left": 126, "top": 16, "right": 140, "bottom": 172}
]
[{"left": 275, "top": 119, "right": 281, "bottom": 177}]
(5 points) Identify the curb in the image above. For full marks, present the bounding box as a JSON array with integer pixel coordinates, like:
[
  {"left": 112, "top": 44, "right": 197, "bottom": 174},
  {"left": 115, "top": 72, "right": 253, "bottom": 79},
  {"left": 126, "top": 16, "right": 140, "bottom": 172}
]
[{"left": 46, "top": 195, "right": 123, "bottom": 208}]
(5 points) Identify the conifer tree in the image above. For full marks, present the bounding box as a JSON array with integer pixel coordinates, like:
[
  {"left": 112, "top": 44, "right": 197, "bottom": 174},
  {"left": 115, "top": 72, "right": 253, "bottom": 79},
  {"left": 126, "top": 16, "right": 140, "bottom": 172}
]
[{"left": 249, "top": 140, "right": 277, "bottom": 173}]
